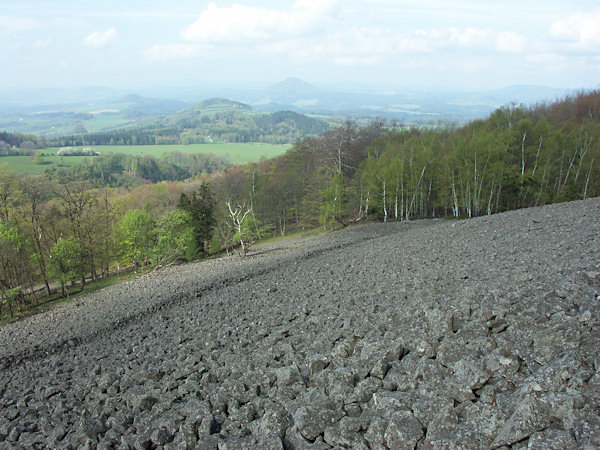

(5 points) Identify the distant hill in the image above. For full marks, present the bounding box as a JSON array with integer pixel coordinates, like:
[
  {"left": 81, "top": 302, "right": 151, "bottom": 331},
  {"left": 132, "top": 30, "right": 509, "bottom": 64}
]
[
  {"left": 53, "top": 98, "right": 331, "bottom": 146},
  {"left": 0, "top": 92, "right": 190, "bottom": 137},
  {"left": 230, "top": 79, "right": 574, "bottom": 123},
  {"left": 261, "top": 78, "right": 326, "bottom": 104},
  {"left": 0, "top": 82, "right": 579, "bottom": 139},
  {"left": 113, "top": 94, "right": 188, "bottom": 117},
  {"left": 168, "top": 98, "right": 253, "bottom": 122}
]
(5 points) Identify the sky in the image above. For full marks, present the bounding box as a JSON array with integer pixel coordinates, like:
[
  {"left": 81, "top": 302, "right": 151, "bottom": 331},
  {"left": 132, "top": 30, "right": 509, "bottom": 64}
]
[{"left": 1, "top": 0, "right": 599, "bottom": 91}]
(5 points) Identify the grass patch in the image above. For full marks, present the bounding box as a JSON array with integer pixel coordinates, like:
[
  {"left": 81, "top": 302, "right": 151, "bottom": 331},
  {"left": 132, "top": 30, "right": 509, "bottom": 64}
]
[{"left": 0, "top": 143, "right": 290, "bottom": 175}]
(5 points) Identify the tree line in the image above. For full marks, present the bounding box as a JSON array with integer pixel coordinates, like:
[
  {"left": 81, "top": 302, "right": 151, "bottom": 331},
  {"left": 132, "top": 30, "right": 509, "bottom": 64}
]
[
  {"left": 1, "top": 90, "right": 598, "bottom": 319},
  {"left": 0, "top": 131, "right": 46, "bottom": 154},
  {"left": 52, "top": 109, "right": 330, "bottom": 147},
  {"left": 44, "top": 151, "right": 230, "bottom": 187}
]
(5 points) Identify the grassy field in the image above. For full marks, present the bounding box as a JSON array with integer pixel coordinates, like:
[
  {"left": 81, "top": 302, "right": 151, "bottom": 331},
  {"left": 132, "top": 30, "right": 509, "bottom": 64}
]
[{"left": 1, "top": 143, "right": 290, "bottom": 175}]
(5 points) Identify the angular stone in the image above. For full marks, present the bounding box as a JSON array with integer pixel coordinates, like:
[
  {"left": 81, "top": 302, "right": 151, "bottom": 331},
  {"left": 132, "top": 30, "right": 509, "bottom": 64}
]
[
  {"left": 371, "top": 357, "right": 390, "bottom": 379},
  {"left": 196, "top": 435, "right": 220, "bottom": 449},
  {"left": 491, "top": 396, "right": 550, "bottom": 447},
  {"left": 446, "top": 376, "right": 476, "bottom": 402},
  {"left": 98, "top": 372, "right": 119, "bottom": 390},
  {"left": 527, "top": 428, "right": 578, "bottom": 450},
  {"left": 324, "top": 421, "right": 369, "bottom": 448},
  {"left": 134, "top": 394, "right": 159, "bottom": 412},
  {"left": 370, "top": 391, "right": 412, "bottom": 417},
  {"left": 293, "top": 406, "right": 342, "bottom": 441},
  {"left": 423, "top": 428, "right": 487, "bottom": 449},
  {"left": 274, "top": 366, "right": 301, "bottom": 387},
  {"left": 249, "top": 407, "right": 292, "bottom": 439},
  {"left": 453, "top": 358, "right": 490, "bottom": 390},
  {"left": 384, "top": 411, "right": 424, "bottom": 449},
  {"left": 364, "top": 416, "right": 387, "bottom": 449},
  {"left": 426, "top": 406, "right": 459, "bottom": 437},
  {"left": 79, "top": 410, "right": 101, "bottom": 441},
  {"left": 304, "top": 388, "right": 335, "bottom": 410},
  {"left": 308, "top": 355, "right": 330, "bottom": 374},
  {"left": 151, "top": 427, "right": 174, "bottom": 446},
  {"left": 256, "top": 433, "right": 285, "bottom": 450},
  {"left": 484, "top": 351, "right": 520, "bottom": 378},
  {"left": 348, "top": 377, "right": 382, "bottom": 404},
  {"left": 179, "top": 398, "right": 212, "bottom": 422}
]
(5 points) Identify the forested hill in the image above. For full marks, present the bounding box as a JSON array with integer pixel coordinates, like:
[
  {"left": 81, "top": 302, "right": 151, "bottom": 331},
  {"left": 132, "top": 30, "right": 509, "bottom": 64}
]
[{"left": 51, "top": 98, "right": 331, "bottom": 147}]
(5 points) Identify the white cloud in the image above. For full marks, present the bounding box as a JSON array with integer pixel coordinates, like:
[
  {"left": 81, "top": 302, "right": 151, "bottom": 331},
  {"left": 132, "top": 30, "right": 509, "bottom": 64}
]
[
  {"left": 416, "top": 27, "right": 498, "bottom": 51},
  {"left": 181, "top": 0, "right": 338, "bottom": 44},
  {"left": 496, "top": 31, "right": 526, "bottom": 53},
  {"left": 146, "top": 2, "right": 536, "bottom": 72},
  {"left": 31, "top": 38, "right": 52, "bottom": 49},
  {"left": 550, "top": 9, "right": 600, "bottom": 50},
  {"left": 83, "top": 27, "right": 117, "bottom": 48}
]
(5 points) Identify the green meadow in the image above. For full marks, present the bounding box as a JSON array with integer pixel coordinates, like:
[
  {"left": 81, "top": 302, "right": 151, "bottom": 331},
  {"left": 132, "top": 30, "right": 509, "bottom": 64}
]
[{"left": 1, "top": 143, "right": 290, "bottom": 175}]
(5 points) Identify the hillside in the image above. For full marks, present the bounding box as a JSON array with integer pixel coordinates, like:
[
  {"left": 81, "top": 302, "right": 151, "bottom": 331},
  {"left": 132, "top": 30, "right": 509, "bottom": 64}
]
[
  {"left": 51, "top": 98, "right": 331, "bottom": 146},
  {"left": 0, "top": 93, "right": 189, "bottom": 138},
  {"left": 1, "top": 198, "right": 598, "bottom": 447}
]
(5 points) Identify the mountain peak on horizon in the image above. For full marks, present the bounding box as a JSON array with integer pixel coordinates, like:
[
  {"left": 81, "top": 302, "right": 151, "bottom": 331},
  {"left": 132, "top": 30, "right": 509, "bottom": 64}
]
[
  {"left": 268, "top": 78, "right": 324, "bottom": 93},
  {"left": 262, "top": 78, "right": 325, "bottom": 105}
]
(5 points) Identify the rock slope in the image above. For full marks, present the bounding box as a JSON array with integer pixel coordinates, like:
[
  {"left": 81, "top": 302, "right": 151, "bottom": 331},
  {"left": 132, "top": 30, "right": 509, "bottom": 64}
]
[{"left": 0, "top": 198, "right": 599, "bottom": 449}]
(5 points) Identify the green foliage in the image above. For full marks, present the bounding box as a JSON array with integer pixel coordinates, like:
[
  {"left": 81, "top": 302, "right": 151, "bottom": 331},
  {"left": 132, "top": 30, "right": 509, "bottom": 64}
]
[
  {"left": 118, "top": 207, "right": 156, "bottom": 269},
  {"left": 0, "top": 131, "right": 43, "bottom": 153},
  {"left": 49, "top": 237, "right": 83, "bottom": 295},
  {"left": 0, "top": 219, "right": 22, "bottom": 250},
  {"left": 0, "top": 285, "right": 22, "bottom": 318},
  {"left": 319, "top": 175, "right": 346, "bottom": 229},
  {"left": 177, "top": 183, "right": 216, "bottom": 254},
  {"left": 155, "top": 210, "right": 196, "bottom": 265},
  {"left": 231, "top": 213, "right": 272, "bottom": 254}
]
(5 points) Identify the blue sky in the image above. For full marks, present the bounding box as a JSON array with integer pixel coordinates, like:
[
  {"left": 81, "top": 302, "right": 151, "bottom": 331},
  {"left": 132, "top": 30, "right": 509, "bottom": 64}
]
[{"left": 1, "top": 0, "right": 599, "bottom": 90}]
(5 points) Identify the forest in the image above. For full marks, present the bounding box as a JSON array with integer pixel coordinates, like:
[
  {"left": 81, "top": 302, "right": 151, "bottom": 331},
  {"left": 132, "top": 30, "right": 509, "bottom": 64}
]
[
  {"left": 51, "top": 101, "right": 331, "bottom": 147},
  {"left": 43, "top": 151, "right": 231, "bottom": 187},
  {"left": 0, "top": 90, "right": 599, "bottom": 320},
  {"left": 0, "top": 100, "right": 330, "bottom": 151}
]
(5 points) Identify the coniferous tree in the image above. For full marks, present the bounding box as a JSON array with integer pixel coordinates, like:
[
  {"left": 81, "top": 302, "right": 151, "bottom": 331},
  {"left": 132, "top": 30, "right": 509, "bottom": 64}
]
[{"left": 178, "top": 182, "right": 216, "bottom": 254}]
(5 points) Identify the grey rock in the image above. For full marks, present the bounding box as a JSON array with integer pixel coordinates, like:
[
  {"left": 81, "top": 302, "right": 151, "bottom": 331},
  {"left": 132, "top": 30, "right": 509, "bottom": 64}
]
[
  {"left": 1, "top": 198, "right": 599, "bottom": 449},
  {"left": 348, "top": 377, "right": 382, "bottom": 404},
  {"left": 384, "top": 410, "right": 424, "bottom": 449},
  {"left": 308, "top": 355, "right": 330, "bottom": 374},
  {"left": 323, "top": 420, "right": 369, "bottom": 448},
  {"left": 133, "top": 394, "right": 159, "bottom": 412},
  {"left": 453, "top": 358, "right": 490, "bottom": 390},
  {"left": 492, "top": 396, "right": 551, "bottom": 447},
  {"left": 274, "top": 366, "right": 301, "bottom": 387},
  {"left": 527, "top": 428, "right": 578, "bottom": 449},
  {"left": 98, "top": 372, "right": 119, "bottom": 390},
  {"left": 293, "top": 406, "right": 341, "bottom": 441},
  {"left": 364, "top": 417, "right": 387, "bottom": 449},
  {"left": 150, "top": 427, "right": 174, "bottom": 446},
  {"left": 256, "top": 433, "right": 285, "bottom": 450}
]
